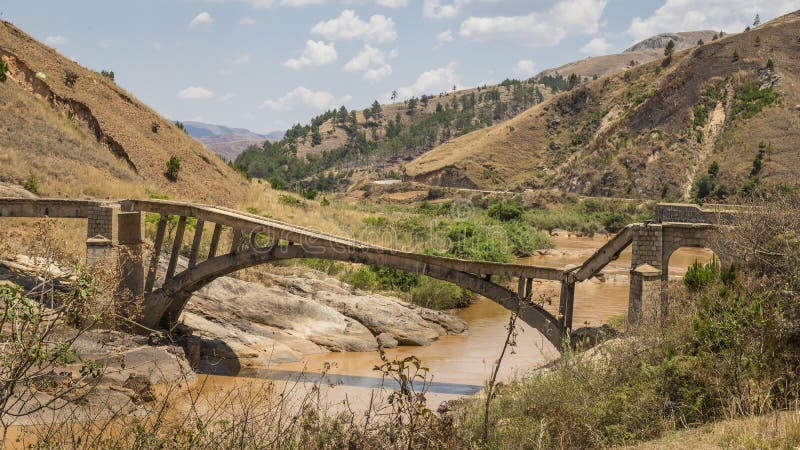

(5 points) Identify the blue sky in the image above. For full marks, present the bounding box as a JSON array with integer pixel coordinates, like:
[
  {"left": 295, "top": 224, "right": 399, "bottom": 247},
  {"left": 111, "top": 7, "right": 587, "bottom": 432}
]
[{"left": 2, "top": 0, "right": 798, "bottom": 133}]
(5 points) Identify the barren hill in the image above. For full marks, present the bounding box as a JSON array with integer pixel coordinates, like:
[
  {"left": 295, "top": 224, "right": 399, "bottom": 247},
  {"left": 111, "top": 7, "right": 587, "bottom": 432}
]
[
  {"left": 0, "top": 21, "right": 249, "bottom": 205},
  {"left": 406, "top": 11, "right": 800, "bottom": 201},
  {"left": 539, "top": 31, "right": 720, "bottom": 80}
]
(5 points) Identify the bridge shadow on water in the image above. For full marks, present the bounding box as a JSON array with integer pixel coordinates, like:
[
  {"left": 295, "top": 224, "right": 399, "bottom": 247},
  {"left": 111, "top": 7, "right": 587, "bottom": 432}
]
[{"left": 231, "top": 368, "right": 484, "bottom": 396}]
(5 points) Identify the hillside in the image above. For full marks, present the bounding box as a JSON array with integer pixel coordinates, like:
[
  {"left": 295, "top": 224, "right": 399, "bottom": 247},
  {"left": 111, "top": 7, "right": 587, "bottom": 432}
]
[
  {"left": 406, "top": 11, "right": 800, "bottom": 200},
  {"left": 0, "top": 21, "right": 249, "bottom": 205},
  {"left": 184, "top": 121, "right": 273, "bottom": 161},
  {"left": 539, "top": 31, "right": 719, "bottom": 80}
]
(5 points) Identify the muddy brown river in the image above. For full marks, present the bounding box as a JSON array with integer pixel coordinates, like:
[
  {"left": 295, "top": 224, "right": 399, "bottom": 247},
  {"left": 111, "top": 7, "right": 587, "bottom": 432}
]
[{"left": 200, "top": 235, "right": 714, "bottom": 408}]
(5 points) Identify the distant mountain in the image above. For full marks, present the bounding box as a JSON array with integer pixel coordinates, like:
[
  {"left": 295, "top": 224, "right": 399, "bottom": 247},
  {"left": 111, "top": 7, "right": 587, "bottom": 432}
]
[{"left": 183, "top": 121, "right": 282, "bottom": 161}]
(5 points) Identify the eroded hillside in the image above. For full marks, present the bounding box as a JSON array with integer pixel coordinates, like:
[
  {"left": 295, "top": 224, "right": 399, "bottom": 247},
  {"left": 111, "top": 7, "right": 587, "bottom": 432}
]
[
  {"left": 406, "top": 12, "right": 800, "bottom": 200},
  {"left": 0, "top": 21, "right": 249, "bottom": 204}
]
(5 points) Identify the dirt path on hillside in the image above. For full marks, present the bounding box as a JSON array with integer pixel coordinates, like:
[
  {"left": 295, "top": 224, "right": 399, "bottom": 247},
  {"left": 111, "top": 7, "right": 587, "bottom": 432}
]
[{"left": 683, "top": 99, "right": 727, "bottom": 199}]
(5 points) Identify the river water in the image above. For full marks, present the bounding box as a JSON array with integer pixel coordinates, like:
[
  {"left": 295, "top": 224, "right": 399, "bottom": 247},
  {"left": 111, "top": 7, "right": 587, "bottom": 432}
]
[{"left": 198, "top": 235, "right": 714, "bottom": 409}]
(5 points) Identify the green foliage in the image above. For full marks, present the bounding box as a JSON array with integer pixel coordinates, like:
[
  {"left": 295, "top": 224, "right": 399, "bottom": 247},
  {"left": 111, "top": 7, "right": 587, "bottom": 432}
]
[
  {"left": 370, "top": 266, "right": 422, "bottom": 292},
  {"left": 503, "top": 221, "right": 553, "bottom": 256},
  {"left": 342, "top": 266, "right": 379, "bottom": 291},
  {"left": 766, "top": 59, "right": 775, "bottom": 71},
  {"left": 23, "top": 173, "right": 38, "bottom": 194},
  {"left": 664, "top": 39, "right": 675, "bottom": 57},
  {"left": 732, "top": 82, "right": 780, "bottom": 120},
  {"left": 299, "top": 258, "right": 346, "bottom": 276},
  {"left": 445, "top": 221, "right": 514, "bottom": 263},
  {"left": 100, "top": 70, "right": 115, "bottom": 81},
  {"left": 684, "top": 257, "right": 720, "bottom": 290},
  {"left": 411, "top": 277, "right": 471, "bottom": 310},
  {"left": 708, "top": 161, "right": 719, "bottom": 177},
  {"left": 298, "top": 187, "right": 317, "bottom": 200},
  {"left": 174, "top": 121, "right": 188, "bottom": 134},
  {"left": 487, "top": 200, "right": 524, "bottom": 222},
  {"left": 0, "top": 59, "right": 8, "bottom": 83},
  {"left": 362, "top": 216, "right": 389, "bottom": 228},
  {"left": 278, "top": 194, "right": 306, "bottom": 208},
  {"left": 165, "top": 155, "right": 181, "bottom": 180},
  {"left": 692, "top": 103, "right": 709, "bottom": 128}
]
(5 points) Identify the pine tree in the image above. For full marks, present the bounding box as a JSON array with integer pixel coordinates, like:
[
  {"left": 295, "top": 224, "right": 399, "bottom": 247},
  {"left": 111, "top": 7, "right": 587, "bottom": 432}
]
[
  {"left": 753, "top": 13, "right": 761, "bottom": 27},
  {"left": 664, "top": 40, "right": 675, "bottom": 57}
]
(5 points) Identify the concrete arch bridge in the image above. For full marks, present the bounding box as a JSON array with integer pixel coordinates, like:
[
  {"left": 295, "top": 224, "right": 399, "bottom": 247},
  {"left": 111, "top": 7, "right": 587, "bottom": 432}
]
[{"left": 0, "top": 198, "right": 735, "bottom": 349}]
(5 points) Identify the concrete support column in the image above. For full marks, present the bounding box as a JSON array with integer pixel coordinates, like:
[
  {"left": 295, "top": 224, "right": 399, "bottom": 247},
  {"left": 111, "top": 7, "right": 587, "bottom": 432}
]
[
  {"left": 117, "top": 211, "right": 144, "bottom": 298},
  {"left": 85, "top": 203, "right": 120, "bottom": 268},
  {"left": 559, "top": 280, "right": 576, "bottom": 330},
  {"left": 627, "top": 264, "right": 662, "bottom": 327}
]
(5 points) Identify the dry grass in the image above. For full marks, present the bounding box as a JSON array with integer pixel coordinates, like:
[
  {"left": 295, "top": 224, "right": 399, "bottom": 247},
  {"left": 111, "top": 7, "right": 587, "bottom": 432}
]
[
  {"left": 627, "top": 410, "right": 800, "bottom": 450},
  {"left": 0, "top": 20, "right": 249, "bottom": 206}
]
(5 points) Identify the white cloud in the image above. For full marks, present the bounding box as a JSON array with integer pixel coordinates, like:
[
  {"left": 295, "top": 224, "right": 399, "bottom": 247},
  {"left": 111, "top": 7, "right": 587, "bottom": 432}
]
[
  {"left": 239, "top": 16, "right": 257, "bottom": 25},
  {"left": 627, "top": 0, "right": 800, "bottom": 41},
  {"left": 45, "top": 35, "right": 67, "bottom": 46},
  {"left": 435, "top": 29, "right": 454, "bottom": 47},
  {"left": 311, "top": 9, "right": 398, "bottom": 43},
  {"left": 177, "top": 86, "right": 215, "bottom": 100},
  {"left": 423, "top": 0, "right": 462, "bottom": 19},
  {"left": 261, "top": 86, "right": 352, "bottom": 111},
  {"left": 396, "top": 63, "right": 460, "bottom": 99},
  {"left": 344, "top": 45, "right": 393, "bottom": 82},
  {"left": 512, "top": 59, "right": 537, "bottom": 78},
  {"left": 190, "top": 12, "right": 213, "bottom": 28},
  {"left": 459, "top": 0, "right": 607, "bottom": 47},
  {"left": 283, "top": 40, "right": 338, "bottom": 70},
  {"left": 580, "top": 37, "right": 613, "bottom": 55},
  {"left": 221, "top": 0, "right": 408, "bottom": 7},
  {"left": 232, "top": 53, "right": 251, "bottom": 65},
  {"left": 372, "top": 0, "right": 408, "bottom": 6}
]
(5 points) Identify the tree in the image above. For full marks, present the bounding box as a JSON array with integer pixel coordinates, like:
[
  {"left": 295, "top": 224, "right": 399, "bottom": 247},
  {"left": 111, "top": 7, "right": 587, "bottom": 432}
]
[
  {"left": 166, "top": 155, "right": 181, "bottom": 180},
  {"left": 755, "top": 36, "right": 761, "bottom": 46},
  {"left": 0, "top": 59, "right": 8, "bottom": 83},
  {"left": 697, "top": 39, "right": 704, "bottom": 46},
  {"left": 370, "top": 100, "right": 382, "bottom": 116},
  {"left": 766, "top": 59, "right": 775, "bottom": 71},
  {"left": 708, "top": 161, "right": 720, "bottom": 177},
  {"left": 391, "top": 90, "right": 398, "bottom": 101},
  {"left": 407, "top": 97, "right": 418, "bottom": 112},
  {"left": 100, "top": 70, "right": 115, "bottom": 81},
  {"left": 174, "top": 121, "right": 188, "bottom": 134},
  {"left": 664, "top": 39, "right": 675, "bottom": 57},
  {"left": 311, "top": 126, "right": 322, "bottom": 147},
  {"left": 753, "top": 13, "right": 761, "bottom": 27}
]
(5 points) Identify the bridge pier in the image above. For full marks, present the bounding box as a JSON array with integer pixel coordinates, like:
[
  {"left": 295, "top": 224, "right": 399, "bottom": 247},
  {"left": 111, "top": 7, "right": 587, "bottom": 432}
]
[{"left": 558, "top": 280, "right": 576, "bottom": 330}]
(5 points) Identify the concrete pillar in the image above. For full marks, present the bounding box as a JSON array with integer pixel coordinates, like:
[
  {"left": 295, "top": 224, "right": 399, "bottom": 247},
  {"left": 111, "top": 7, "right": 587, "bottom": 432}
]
[
  {"left": 86, "top": 236, "right": 114, "bottom": 268},
  {"left": 627, "top": 264, "right": 662, "bottom": 327},
  {"left": 85, "top": 203, "right": 120, "bottom": 268},
  {"left": 558, "top": 280, "right": 576, "bottom": 330},
  {"left": 117, "top": 212, "right": 144, "bottom": 298}
]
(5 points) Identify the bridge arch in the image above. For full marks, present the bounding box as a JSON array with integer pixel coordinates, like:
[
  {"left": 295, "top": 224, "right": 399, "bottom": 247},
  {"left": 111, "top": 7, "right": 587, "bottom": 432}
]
[{"left": 142, "top": 241, "right": 565, "bottom": 348}]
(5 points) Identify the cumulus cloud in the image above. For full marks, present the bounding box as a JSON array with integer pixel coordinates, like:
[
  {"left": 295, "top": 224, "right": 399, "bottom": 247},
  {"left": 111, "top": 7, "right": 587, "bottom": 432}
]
[
  {"left": 627, "top": 0, "right": 800, "bottom": 41},
  {"left": 177, "top": 86, "right": 215, "bottom": 100},
  {"left": 45, "top": 35, "right": 67, "bottom": 46},
  {"left": 580, "top": 37, "right": 613, "bottom": 55},
  {"left": 261, "top": 86, "right": 352, "bottom": 111},
  {"left": 311, "top": 10, "right": 398, "bottom": 43},
  {"left": 459, "top": 0, "right": 607, "bottom": 47},
  {"left": 190, "top": 12, "right": 213, "bottom": 28},
  {"left": 222, "top": 0, "right": 408, "bottom": 7},
  {"left": 344, "top": 45, "right": 394, "bottom": 82},
  {"left": 239, "top": 16, "right": 257, "bottom": 25},
  {"left": 423, "top": 0, "right": 462, "bottom": 19},
  {"left": 283, "top": 40, "right": 338, "bottom": 70},
  {"left": 435, "top": 29, "right": 454, "bottom": 47},
  {"left": 396, "top": 63, "right": 460, "bottom": 100},
  {"left": 512, "top": 59, "right": 537, "bottom": 78}
]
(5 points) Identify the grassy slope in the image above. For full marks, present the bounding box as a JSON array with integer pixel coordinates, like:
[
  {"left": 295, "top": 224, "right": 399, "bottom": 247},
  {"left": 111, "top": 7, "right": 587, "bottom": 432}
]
[
  {"left": 0, "top": 21, "right": 249, "bottom": 205},
  {"left": 539, "top": 31, "right": 718, "bottom": 79},
  {"left": 406, "top": 11, "right": 800, "bottom": 199}
]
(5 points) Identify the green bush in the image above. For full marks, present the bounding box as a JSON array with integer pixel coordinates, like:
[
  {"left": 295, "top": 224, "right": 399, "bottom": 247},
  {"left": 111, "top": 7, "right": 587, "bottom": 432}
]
[
  {"left": 165, "top": 155, "right": 181, "bottom": 180},
  {"left": 487, "top": 200, "right": 524, "bottom": 222},
  {"left": 298, "top": 188, "right": 318, "bottom": 200},
  {"left": 683, "top": 257, "right": 720, "bottom": 290},
  {"left": 411, "top": 278, "right": 471, "bottom": 309},
  {"left": 23, "top": 173, "right": 38, "bottom": 194},
  {"left": 503, "top": 221, "right": 553, "bottom": 256},
  {"left": 446, "top": 221, "right": 514, "bottom": 263},
  {"left": 0, "top": 59, "right": 8, "bottom": 83},
  {"left": 342, "top": 267, "right": 379, "bottom": 291},
  {"left": 732, "top": 82, "right": 780, "bottom": 120},
  {"left": 299, "top": 258, "right": 346, "bottom": 276},
  {"left": 370, "top": 266, "right": 421, "bottom": 292},
  {"left": 362, "top": 216, "right": 389, "bottom": 228},
  {"left": 278, "top": 194, "right": 306, "bottom": 208}
]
